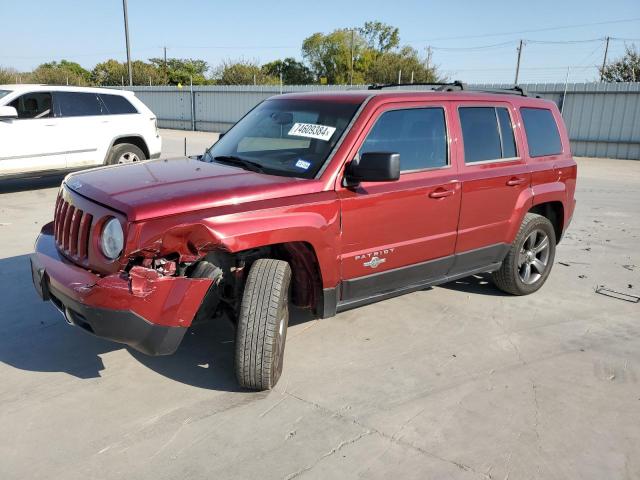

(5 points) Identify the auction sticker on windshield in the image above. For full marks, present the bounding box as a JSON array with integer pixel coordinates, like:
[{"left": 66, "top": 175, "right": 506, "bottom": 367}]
[{"left": 288, "top": 123, "right": 336, "bottom": 141}]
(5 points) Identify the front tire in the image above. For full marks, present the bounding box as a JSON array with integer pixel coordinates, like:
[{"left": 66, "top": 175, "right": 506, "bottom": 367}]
[
  {"left": 235, "top": 259, "right": 291, "bottom": 390},
  {"left": 492, "top": 213, "right": 556, "bottom": 295}
]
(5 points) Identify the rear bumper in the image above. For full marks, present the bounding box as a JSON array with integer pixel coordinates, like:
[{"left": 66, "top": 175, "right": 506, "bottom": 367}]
[{"left": 31, "top": 225, "right": 212, "bottom": 355}]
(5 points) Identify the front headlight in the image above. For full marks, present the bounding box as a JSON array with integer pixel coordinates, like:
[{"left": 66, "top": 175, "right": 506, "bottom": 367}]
[{"left": 100, "top": 217, "right": 124, "bottom": 260}]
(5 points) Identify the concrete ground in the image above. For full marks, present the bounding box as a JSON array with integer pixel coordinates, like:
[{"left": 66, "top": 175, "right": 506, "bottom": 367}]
[{"left": 0, "top": 131, "right": 639, "bottom": 479}]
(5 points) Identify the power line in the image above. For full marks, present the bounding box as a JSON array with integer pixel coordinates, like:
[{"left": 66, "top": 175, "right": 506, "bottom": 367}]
[{"left": 408, "top": 17, "right": 640, "bottom": 42}]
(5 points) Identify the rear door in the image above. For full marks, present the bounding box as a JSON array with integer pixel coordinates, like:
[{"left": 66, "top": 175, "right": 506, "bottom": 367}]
[
  {"left": 0, "top": 90, "right": 67, "bottom": 175},
  {"left": 452, "top": 102, "right": 531, "bottom": 273},
  {"left": 53, "top": 91, "right": 105, "bottom": 168},
  {"left": 337, "top": 101, "right": 461, "bottom": 303}
]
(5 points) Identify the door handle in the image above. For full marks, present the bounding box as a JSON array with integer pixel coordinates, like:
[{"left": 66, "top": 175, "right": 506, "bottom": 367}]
[
  {"left": 429, "top": 188, "right": 455, "bottom": 199},
  {"left": 506, "top": 177, "right": 526, "bottom": 186}
]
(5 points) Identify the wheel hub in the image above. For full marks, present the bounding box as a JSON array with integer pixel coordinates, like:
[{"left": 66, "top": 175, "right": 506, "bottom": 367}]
[{"left": 518, "top": 229, "right": 550, "bottom": 285}]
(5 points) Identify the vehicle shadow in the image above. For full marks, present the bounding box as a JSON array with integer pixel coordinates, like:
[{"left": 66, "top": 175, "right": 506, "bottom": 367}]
[
  {"left": 0, "top": 253, "right": 283, "bottom": 392},
  {"left": 0, "top": 173, "right": 67, "bottom": 193},
  {"left": 439, "top": 273, "right": 510, "bottom": 297}
]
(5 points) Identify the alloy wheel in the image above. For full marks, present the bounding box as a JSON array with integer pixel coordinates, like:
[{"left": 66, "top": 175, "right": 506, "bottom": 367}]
[{"left": 517, "top": 229, "right": 550, "bottom": 285}]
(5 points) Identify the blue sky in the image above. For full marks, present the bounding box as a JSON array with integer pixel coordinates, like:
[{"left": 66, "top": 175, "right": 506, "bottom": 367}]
[{"left": 1, "top": 0, "right": 639, "bottom": 83}]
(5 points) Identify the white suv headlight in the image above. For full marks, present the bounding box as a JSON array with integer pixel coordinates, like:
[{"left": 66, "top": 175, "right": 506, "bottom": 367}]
[{"left": 100, "top": 217, "right": 124, "bottom": 260}]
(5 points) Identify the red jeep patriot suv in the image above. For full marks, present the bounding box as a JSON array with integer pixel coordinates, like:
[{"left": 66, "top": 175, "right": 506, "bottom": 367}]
[{"left": 31, "top": 83, "right": 577, "bottom": 390}]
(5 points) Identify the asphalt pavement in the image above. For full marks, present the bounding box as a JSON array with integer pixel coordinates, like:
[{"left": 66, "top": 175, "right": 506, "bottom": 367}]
[{"left": 0, "top": 131, "right": 638, "bottom": 479}]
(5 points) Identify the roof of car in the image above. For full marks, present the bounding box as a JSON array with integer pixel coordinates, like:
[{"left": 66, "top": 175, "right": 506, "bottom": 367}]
[
  {"left": 275, "top": 88, "right": 555, "bottom": 107},
  {"left": 0, "top": 84, "right": 135, "bottom": 96}
]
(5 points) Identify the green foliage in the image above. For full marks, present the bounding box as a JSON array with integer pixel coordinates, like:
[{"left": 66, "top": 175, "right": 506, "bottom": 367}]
[
  {"left": 302, "top": 22, "right": 439, "bottom": 85},
  {"left": 91, "top": 59, "right": 165, "bottom": 86},
  {"left": 261, "top": 57, "right": 313, "bottom": 84},
  {"left": 0, "top": 66, "right": 21, "bottom": 84},
  {"left": 358, "top": 21, "right": 400, "bottom": 54},
  {"left": 213, "top": 59, "right": 278, "bottom": 85},
  {"left": 600, "top": 45, "right": 639, "bottom": 82},
  {"left": 368, "top": 46, "right": 438, "bottom": 84},
  {"left": 302, "top": 29, "right": 368, "bottom": 84},
  {"left": 149, "top": 58, "right": 209, "bottom": 85},
  {"left": 32, "top": 59, "right": 92, "bottom": 86}
]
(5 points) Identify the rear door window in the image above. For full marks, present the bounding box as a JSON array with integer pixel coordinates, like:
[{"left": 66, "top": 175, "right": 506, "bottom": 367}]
[
  {"left": 520, "top": 108, "right": 562, "bottom": 157},
  {"left": 496, "top": 108, "right": 517, "bottom": 158},
  {"left": 359, "top": 107, "right": 448, "bottom": 172},
  {"left": 99, "top": 94, "right": 138, "bottom": 114},
  {"left": 56, "top": 92, "right": 104, "bottom": 117},
  {"left": 9, "top": 92, "right": 53, "bottom": 119},
  {"left": 459, "top": 106, "right": 518, "bottom": 163}
]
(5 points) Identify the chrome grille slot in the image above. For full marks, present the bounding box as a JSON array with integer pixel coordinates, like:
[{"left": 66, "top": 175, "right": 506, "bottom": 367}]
[{"left": 53, "top": 196, "right": 92, "bottom": 263}]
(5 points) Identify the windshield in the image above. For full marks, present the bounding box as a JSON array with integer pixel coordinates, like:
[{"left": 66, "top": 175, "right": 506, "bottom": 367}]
[
  {"left": 203, "top": 98, "right": 361, "bottom": 178},
  {"left": 0, "top": 90, "right": 11, "bottom": 100}
]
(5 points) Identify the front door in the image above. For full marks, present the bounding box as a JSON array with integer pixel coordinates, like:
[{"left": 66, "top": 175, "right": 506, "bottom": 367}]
[
  {"left": 337, "top": 102, "right": 461, "bottom": 304},
  {"left": 0, "top": 91, "right": 66, "bottom": 175}
]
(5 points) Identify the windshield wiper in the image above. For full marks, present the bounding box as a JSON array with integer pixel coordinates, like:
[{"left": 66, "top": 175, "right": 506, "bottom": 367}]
[{"left": 212, "top": 155, "right": 265, "bottom": 173}]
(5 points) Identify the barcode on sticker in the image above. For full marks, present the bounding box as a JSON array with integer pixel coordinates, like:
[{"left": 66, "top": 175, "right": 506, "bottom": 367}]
[{"left": 288, "top": 123, "right": 336, "bottom": 141}]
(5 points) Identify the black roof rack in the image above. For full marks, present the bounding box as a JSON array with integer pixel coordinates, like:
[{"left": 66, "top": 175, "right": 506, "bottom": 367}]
[
  {"left": 368, "top": 80, "right": 465, "bottom": 91},
  {"left": 367, "top": 81, "right": 536, "bottom": 97}
]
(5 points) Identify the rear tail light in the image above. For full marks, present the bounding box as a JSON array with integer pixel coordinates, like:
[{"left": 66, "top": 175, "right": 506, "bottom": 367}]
[{"left": 151, "top": 117, "right": 159, "bottom": 137}]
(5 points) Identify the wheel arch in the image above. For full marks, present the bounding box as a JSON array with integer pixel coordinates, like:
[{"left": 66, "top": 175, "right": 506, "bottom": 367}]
[
  {"left": 105, "top": 135, "right": 150, "bottom": 163},
  {"left": 529, "top": 201, "right": 564, "bottom": 244}
]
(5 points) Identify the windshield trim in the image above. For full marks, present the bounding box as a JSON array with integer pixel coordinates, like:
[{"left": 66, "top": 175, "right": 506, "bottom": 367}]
[{"left": 313, "top": 94, "right": 373, "bottom": 179}]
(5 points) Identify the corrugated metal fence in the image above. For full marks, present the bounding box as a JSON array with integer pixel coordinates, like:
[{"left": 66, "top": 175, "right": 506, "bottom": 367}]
[{"left": 123, "top": 83, "right": 640, "bottom": 160}]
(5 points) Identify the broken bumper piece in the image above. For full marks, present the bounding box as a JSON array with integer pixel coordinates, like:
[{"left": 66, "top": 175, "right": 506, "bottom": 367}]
[{"left": 30, "top": 224, "right": 212, "bottom": 355}]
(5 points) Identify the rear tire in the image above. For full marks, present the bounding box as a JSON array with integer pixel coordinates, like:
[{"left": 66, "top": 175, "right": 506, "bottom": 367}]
[
  {"left": 492, "top": 213, "right": 556, "bottom": 295},
  {"left": 235, "top": 259, "right": 291, "bottom": 390},
  {"left": 105, "top": 143, "right": 146, "bottom": 165}
]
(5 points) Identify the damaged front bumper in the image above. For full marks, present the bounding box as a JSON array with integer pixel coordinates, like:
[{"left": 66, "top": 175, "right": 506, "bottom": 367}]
[{"left": 30, "top": 223, "right": 212, "bottom": 355}]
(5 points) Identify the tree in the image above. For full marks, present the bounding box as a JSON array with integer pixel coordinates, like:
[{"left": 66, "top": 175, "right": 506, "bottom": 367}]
[
  {"left": 261, "top": 58, "right": 313, "bottom": 84},
  {"left": 92, "top": 59, "right": 164, "bottom": 86},
  {"left": 213, "top": 59, "right": 278, "bottom": 85},
  {"left": 302, "top": 29, "right": 368, "bottom": 84},
  {"left": 31, "top": 60, "right": 92, "bottom": 86},
  {"left": 368, "top": 46, "right": 438, "bottom": 84},
  {"left": 302, "top": 23, "right": 440, "bottom": 85},
  {"left": 0, "top": 66, "right": 21, "bottom": 84},
  {"left": 358, "top": 21, "right": 399, "bottom": 54},
  {"left": 149, "top": 58, "right": 209, "bottom": 85},
  {"left": 600, "top": 45, "right": 639, "bottom": 82}
]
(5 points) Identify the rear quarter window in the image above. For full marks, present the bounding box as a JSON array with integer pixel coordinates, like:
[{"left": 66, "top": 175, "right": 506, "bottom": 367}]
[
  {"left": 520, "top": 108, "right": 562, "bottom": 157},
  {"left": 99, "top": 94, "right": 138, "bottom": 114}
]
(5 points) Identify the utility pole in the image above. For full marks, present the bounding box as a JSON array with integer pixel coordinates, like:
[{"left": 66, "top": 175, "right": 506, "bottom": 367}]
[
  {"left": 122, "top": 0, "right": 133, "bottom": 86},
  {"left": 163, "top": 46, "right": 168, "bottom": 85},
  {"left": 600, "top": 36, "right": 610, "bottom": 82},
  {"left": 350, "top": 28, "right": 354, "bottom": 86},
  {"left": 426, "top": 46, "right": 432, "bottom": 71},
  {"left": 514, "top": 39, "right": 524, "bottom": 85},
  {"left": 561, "top": 66, "right": 570, "bottom": 115}
]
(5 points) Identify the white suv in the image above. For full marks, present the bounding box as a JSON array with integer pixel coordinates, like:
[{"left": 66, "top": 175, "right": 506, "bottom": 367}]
[{"left": 0, "top": 85, "right": 161, "bottom": 178}]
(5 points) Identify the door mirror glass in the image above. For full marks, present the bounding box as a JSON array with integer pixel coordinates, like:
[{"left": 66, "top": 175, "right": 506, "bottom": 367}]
[
  {"left": 0, "top": 106, "right": 18, "bottom": 119},
  {"left": 346, "top": 152, "right": 400, "bottom": 184}
]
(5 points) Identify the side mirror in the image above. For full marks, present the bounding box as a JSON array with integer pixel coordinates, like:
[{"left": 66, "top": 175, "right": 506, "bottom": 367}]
[
  {"left": 345, "top": 152, "right": 400, "bottom": 185},
  {"left": 0, "top": 106, "right": 18, "bottom": 119}
]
